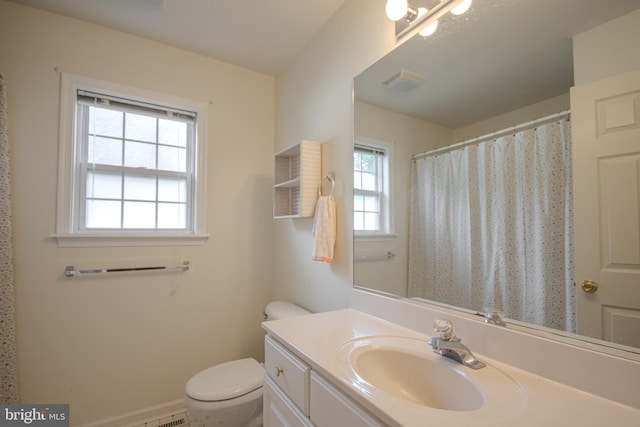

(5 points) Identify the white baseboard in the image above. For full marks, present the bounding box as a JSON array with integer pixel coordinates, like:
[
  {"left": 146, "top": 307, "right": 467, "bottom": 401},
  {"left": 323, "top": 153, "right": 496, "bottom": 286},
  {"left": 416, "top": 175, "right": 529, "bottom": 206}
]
[{"left": 80, "top": 399, "right": 186, "bottom": 427}]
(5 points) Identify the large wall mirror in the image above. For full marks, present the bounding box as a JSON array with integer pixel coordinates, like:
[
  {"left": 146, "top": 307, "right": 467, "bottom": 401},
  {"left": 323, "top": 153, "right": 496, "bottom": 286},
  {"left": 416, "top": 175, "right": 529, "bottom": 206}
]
[{"left": 353, "top": 0, "right": 640, "bottom": 355}]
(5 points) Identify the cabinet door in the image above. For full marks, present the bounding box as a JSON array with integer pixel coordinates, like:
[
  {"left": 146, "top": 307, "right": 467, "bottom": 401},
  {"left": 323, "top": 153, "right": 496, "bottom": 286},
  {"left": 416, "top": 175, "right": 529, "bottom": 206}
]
[
  {"left": 310, "top": 372, "right": 385, "bottom": 427},
  {"left": 264, "top": 375, "right": 314, "bottom": 427}
]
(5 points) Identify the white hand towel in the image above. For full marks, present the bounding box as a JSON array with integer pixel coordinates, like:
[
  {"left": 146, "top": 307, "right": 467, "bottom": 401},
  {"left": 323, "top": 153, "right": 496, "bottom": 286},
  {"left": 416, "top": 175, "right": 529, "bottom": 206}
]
[{"left": 312, "top": 196, "right": 336, "bottom": 263}]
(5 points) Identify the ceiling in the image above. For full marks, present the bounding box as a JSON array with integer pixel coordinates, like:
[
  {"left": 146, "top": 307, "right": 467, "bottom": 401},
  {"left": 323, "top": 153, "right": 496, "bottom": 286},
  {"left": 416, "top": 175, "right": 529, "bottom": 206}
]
[
  {"left": 9, "top": 0, "right": 638, "bottom": 126},
  {"left": 6, "top": 0, "right": 348, "bottom": 75},
  {"left": 355, "top": 0, "right": 640, "bottom": 128}
]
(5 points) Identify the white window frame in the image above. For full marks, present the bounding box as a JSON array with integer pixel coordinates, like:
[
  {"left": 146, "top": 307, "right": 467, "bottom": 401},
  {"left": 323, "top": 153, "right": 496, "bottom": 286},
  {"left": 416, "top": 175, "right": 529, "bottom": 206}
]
[
  {"left": 354, "top": 138, "right": 395, "bottom": 239},
  {"left": 53, "top": 73, "right": 209, "bottom": 247}
]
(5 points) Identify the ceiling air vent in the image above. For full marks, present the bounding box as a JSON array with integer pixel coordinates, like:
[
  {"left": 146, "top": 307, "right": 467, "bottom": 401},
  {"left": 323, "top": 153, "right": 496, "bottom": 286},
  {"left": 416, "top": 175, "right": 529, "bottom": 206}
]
[{"left": 382, "top": 69, "right": 425, "bottom": 91}]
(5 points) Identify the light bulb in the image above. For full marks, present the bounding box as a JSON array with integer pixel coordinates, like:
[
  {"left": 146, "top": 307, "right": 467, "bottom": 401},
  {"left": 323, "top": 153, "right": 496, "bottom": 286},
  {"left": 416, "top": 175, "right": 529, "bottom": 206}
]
[
  {"left": 451, "top": 0, "right": 472, "bottom": 15},
  {"left": 385, "top": 0, "right": 408, "bottom": 21},
  {"left": 419, "top": 20, "right": 439, "bottom": 36},
  {"left": 417, "top": 7, "right": 439, "bottom": 37}
]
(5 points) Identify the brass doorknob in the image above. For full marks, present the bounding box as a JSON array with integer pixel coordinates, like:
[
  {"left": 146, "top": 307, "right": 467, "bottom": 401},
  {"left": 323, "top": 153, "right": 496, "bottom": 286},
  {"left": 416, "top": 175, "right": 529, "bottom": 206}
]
[{"left": 581, "top": 280, "right": 598, "bottom": 293}]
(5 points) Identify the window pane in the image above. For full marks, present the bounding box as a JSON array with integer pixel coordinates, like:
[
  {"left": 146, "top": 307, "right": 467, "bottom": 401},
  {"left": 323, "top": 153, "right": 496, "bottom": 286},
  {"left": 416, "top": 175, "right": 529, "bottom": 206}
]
[
  {"left": 354, "top": 152, "right": 362, "bottom": 171},
  {"left": 125, "top": 113, "right": 157, "bottom": 142},
  {"left": 158, "top": 145, "right": 186, "bottom": 172},
  {"left": 88, "top": 136, "right": 122, "bottom": 166},
  {"left": 158, "top": 203, "right": 186, "bottom": 229},
  {"left": 91, "top": 107, "right": 122, "bottom": 138},
  {"left": 86, "top": 200, "right": 121, "bottom": 228},
  {"left": 364, "top": 194, "right": 379, "bottom": 212},
  {"left": 354, "top": 193, "right": 364, "bottom": 211},
  {"left": 159, "top": 119, "right": 187, "bottom": 147},
  {"left": 123, "top": 201, "right": 156, "bottom": 228},
  {"left": 353, "top": 171, "right": 362, "bottom": 189},
  {"left": 354, "top": 211, "right": 364, "bottom": 231},
  {"left": 158, "top": 177, "right": 187, "bottom": 202},
  {"left": 361, "top": 172, "right": 377, "bottom": 191},
  {"left": 360, "top": 153, "right": 377, "bottom": 173},
  {"left": 86, "top": 171, "right": 122, "bottom": 199},
  {"left": 364, "top": 212, "right": 380, "bottom": 231},
  {"left": 124, "top": 174, "right": 156, "bottom": 201},
  {"left": 125, "top": 141, "right": 156, "bottom": 169}
]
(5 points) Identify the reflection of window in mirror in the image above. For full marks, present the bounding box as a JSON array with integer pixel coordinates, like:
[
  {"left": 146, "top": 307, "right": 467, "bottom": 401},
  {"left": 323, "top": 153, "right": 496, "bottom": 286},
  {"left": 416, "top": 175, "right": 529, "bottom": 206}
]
[{"left": 353, "top": 139, "right": 393, "bottom": 237}]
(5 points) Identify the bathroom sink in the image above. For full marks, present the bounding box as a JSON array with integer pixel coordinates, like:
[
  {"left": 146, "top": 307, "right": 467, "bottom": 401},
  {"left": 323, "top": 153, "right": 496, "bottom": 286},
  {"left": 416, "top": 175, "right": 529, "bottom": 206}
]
[{"left": 337, "top": 336, "right": 523, "bottom": 413}]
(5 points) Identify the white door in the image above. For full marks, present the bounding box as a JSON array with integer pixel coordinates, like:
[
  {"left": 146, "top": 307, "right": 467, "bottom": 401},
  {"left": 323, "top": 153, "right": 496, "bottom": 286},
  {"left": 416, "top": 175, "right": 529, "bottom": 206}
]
[{"left": 571, "top": 67, "right": 640, "bottom": 348}]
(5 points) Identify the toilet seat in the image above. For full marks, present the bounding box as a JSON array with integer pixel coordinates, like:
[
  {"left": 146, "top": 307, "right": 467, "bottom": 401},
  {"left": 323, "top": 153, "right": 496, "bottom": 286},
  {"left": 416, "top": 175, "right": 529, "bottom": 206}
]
[{"left": 185, "top": 358, "right": 264, "bottom": 402}]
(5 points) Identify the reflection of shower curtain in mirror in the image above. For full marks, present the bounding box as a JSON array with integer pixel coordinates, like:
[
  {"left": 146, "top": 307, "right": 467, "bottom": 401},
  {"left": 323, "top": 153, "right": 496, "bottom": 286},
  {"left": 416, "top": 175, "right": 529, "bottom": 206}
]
[{"left": 408, "top": 118, "right": 575, "bottom": 332}]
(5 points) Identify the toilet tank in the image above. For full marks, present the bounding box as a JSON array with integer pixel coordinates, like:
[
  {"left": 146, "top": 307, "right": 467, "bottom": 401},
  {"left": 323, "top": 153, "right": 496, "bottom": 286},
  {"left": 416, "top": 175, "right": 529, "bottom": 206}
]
[{"left": 265, "top": 301, "right": 311, "bottom": 320}]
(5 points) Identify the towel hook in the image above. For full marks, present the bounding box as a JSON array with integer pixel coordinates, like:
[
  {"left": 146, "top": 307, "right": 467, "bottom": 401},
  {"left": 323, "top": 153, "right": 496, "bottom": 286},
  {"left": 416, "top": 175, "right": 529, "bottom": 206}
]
[{"left": 318, "top": 172, "right": 335, "bottom": 197}]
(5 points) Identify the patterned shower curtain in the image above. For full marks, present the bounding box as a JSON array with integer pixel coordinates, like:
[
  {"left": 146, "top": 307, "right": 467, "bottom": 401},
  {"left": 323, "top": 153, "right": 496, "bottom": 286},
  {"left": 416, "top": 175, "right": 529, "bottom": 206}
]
[
  {"left": 408, "top": 118, "right": 575, "bottom": 332},
  {"left": 0, "top": 75, "right": 19, "bottom": 403}
]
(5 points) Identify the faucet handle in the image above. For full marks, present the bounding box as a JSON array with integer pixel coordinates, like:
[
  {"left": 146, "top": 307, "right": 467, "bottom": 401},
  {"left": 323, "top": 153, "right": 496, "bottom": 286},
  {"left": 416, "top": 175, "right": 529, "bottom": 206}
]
[
  {"left": 432, "top": 319, "right": 455, "bottom": 340},
  {"left": 483, "top": 307, "right": 506, "bottom": 326}
]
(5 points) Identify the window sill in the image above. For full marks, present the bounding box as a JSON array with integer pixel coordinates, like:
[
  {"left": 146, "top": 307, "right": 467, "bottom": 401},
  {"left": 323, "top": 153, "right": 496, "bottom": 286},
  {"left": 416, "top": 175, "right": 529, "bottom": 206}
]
[{"left": 51, "top": 233, "right": 209, "bottom": 248}]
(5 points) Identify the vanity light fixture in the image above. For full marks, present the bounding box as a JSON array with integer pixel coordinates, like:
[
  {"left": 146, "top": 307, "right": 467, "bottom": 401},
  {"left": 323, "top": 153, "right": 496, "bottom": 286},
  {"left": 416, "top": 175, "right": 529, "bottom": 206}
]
[{"left": 385, "top": 0, "right": 473, "bottom": 38}]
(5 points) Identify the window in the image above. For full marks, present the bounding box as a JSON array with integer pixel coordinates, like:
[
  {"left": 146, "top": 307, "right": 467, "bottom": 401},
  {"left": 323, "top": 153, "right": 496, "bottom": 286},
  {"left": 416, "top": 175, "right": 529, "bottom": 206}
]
[
  {"left": 54, "top": 73, "right": 209, "bottom": 247},
  {"left": 353, "top": 140, "right": 393, "bottom": 236}
]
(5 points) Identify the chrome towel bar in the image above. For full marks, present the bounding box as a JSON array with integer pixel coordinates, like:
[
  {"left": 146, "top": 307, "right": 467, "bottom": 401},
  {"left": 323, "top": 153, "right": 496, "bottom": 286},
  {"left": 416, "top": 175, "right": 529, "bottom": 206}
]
[
  {"left": 355, "top": 251, "right": 396, "bottom": 262},
  {"left": 64, "top": 261, "right": 189, "bottom": 277}
]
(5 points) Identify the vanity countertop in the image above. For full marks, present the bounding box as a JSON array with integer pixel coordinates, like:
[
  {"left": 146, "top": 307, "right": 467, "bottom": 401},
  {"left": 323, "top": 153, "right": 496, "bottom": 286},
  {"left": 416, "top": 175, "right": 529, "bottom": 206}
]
[{"left": 263, "top": 308, "right": 640, "bottom": 427}]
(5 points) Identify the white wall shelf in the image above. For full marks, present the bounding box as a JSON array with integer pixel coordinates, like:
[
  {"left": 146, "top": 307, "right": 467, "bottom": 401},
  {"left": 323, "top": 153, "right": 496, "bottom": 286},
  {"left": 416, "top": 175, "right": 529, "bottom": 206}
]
[{"left": 273, "top": 140, "right": 322, "bottom": 219}]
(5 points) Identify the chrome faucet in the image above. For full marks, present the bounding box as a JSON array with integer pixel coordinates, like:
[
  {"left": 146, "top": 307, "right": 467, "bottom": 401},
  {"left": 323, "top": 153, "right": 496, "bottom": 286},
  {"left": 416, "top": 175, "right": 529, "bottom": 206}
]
[{"left": 427, "top": 319, "right": 486, "bottom": 370}]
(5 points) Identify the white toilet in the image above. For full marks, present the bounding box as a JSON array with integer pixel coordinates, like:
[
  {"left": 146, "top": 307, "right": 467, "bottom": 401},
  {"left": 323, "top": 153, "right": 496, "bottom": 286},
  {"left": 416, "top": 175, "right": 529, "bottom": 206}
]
[{"left": 183, "top": 301, "right": 311, "bottom": 427}]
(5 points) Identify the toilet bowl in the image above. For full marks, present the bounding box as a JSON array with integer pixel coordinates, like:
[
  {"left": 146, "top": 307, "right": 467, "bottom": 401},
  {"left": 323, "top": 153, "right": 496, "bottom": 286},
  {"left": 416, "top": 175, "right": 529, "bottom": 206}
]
[{"left": 183, "top": 301, "right": 311, "bottom": 427}]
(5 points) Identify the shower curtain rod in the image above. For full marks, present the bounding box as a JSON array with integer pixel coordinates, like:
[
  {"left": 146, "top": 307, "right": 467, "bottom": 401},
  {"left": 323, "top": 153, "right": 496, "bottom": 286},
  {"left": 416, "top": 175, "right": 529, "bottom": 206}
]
[{"left": 412, "top": 109, "right": 571, "bottom": 160}]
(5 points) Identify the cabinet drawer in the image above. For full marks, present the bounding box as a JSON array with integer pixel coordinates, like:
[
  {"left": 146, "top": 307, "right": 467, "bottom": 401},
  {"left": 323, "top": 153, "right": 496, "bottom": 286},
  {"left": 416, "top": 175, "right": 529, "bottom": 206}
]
[{"left": 265, "top": 335, "right": 310, "bottom": 415}]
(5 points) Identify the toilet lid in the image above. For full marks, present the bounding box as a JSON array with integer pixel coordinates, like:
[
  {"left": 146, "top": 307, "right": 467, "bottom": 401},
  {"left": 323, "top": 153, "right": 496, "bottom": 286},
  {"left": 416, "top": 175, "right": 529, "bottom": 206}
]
[{"left": 185, "top": 358, "right": 264, "bottom": 401}]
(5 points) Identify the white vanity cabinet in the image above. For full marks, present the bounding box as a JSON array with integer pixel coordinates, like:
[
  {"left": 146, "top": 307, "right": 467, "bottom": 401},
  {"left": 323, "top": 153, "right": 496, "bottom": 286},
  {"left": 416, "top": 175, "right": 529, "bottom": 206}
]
[{"left": 264, "top": 335, "right": 385, "bottom": 427}]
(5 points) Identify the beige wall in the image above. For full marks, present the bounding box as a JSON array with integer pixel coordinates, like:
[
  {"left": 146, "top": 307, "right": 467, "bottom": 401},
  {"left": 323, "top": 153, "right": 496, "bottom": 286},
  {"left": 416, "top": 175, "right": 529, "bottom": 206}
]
[
  {"left": 0, "top": 1, "right": 274, "bottom": 423},
  {"left": 573, "top": 9, "right": 640, "bottom": 85},
  {"left": 272, "top": 0, "right": 399, "bottom": 312},
  {"left": 453, "top": 94, "right": 571, "bottom": 143}
]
